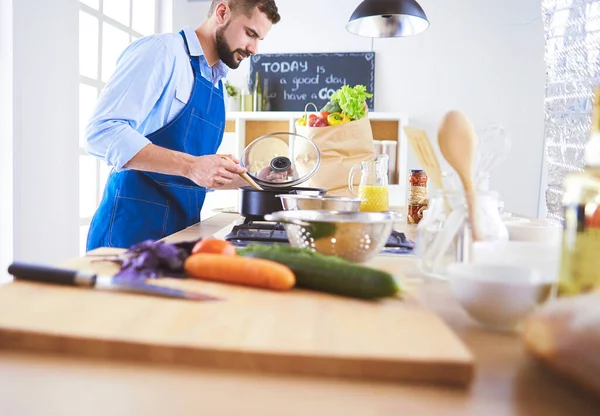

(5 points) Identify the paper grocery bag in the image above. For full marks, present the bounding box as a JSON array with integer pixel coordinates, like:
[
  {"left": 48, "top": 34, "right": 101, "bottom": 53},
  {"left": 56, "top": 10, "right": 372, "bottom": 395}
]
[{"left": 296, "top": 114, "right": 375, "bottom": 197}]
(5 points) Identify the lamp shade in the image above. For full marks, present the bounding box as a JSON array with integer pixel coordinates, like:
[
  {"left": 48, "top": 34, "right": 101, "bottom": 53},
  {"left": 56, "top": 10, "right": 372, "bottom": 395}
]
[{"left": 346, "top": 0, "right": 429, "bottom": 38}]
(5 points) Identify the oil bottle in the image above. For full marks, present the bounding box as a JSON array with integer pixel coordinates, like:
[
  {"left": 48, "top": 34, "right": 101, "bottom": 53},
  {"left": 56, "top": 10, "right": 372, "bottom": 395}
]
[
  {"left": 558, "top": 87, "right": 600, "bottom": 296},
  {"left": 253, "top": 71, "right": 263, "bottom": 112},
  {"left": 241, "top": 72, "right": 254, "bottom": 112}
]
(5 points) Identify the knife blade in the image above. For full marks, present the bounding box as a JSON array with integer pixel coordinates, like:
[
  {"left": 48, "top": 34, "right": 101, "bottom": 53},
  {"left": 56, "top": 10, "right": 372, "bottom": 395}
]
[{"left": 7, "top": 262, "right": 220, "bottom": 302}]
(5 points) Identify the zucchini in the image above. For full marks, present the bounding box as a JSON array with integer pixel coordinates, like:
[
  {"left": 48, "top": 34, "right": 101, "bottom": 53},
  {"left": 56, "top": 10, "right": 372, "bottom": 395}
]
[{"left": 237, "top": 244, "right": 400, "bottom": 299}]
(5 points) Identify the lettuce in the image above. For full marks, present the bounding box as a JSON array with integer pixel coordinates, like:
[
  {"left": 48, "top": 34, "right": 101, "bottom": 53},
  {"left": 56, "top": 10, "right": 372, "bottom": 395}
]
[{"left": 330, "top": 85, "right": 373, "bottom": 121}]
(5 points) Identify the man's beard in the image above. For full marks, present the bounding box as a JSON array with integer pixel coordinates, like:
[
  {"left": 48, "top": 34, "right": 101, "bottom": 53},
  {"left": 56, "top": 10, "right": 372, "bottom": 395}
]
[{"left": 216, "top": 24, "right": 247, "bottom": 69}]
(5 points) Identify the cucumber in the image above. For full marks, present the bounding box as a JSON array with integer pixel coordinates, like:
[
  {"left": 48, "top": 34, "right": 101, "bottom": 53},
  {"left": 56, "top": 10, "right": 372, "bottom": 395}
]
[{"left": 237, "top": 244, "right": 400, "bottom": 299}]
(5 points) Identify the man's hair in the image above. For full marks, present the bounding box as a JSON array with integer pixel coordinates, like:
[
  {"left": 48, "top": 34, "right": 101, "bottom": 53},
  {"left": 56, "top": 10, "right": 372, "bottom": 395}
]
[{"left": 208, "top": 0, "right": 280, "bottom": 24}]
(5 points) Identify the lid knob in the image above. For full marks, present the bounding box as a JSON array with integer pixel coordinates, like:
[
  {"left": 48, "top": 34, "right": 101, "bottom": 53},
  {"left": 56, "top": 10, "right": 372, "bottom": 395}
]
[{"left": 270, "top": 156, "right": 292, "bottom": 172}]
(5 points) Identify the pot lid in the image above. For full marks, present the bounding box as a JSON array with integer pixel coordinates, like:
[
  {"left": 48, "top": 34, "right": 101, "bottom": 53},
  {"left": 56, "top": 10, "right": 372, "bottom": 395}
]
[{"left": 239, "top": 132, "right": 321, "bottom": 188}]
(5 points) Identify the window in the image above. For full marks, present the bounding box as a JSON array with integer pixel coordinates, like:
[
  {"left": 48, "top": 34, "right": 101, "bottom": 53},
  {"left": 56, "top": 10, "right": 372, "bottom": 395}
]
[{"left": 78, "top": 0, "right": 158, "bottom": 254}]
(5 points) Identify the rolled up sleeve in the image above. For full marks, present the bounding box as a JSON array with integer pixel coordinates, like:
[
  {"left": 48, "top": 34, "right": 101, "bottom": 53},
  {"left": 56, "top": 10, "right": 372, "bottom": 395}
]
[{"left": 84, "top": 37, "right": 174, "bottom": 171}]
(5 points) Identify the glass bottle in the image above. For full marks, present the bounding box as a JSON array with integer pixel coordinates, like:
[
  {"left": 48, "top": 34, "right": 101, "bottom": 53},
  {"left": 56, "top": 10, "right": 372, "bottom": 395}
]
[
  {"left": 558, "top": 86, "right": 600, "bottom": 297},
  {"left": 241, "top": 72, "right": 253, "bottom": 112},
  {"left": 262, "top": 78, "right": 271, "bottom": 111},
  {"left": 407, "top": 169, "right": 428, "bottom": 224},
  {"left": 380, "top": 140, "right": 398, "bottom": 184},
  {"left": 253, "top": 71, "right": 263, "bottom": 112}
]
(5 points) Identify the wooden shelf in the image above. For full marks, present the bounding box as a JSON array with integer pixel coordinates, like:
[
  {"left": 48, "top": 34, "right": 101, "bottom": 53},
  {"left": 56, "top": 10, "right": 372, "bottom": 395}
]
[
  {"left": 226, "top": 111, "right": 409, "bottom": 121},
  {"left": 244, "top": 120, "right": 291, "bottom": 147},
  {"left": 222, "top": 111, "right": 410, "bottom": 201}
]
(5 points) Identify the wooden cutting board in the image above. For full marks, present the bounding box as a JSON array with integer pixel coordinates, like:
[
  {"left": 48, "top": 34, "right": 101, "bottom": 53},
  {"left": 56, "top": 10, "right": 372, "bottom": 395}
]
[{"left": 0, "top": 248, "right": 474, "bottom": 386}]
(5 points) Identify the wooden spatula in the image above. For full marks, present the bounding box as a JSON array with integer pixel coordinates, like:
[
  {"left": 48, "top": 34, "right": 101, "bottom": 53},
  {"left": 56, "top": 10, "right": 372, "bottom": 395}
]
[
  {"left": 437, "top": 111, "right": 481, "bottom": 241},
  {"left": 403, "top": 126, "right": 444, "bottom": 191},
  {"left": 220, "top": 156, "right": 263, "bottom": 191}
]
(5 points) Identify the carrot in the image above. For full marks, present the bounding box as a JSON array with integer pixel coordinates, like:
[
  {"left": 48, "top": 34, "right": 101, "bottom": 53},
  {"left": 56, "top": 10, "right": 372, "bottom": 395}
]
[
  {"left": 192, "top": 238, "right": 237, "bottom": 256},
  {"left": 184, "top": 253, "right": 295, "bottom": 291}
]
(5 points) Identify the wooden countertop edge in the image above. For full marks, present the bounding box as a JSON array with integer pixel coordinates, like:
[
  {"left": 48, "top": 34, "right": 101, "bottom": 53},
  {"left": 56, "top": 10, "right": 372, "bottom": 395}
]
[{"left": 0, "top": 326, "right": 474, "bottom": 387}]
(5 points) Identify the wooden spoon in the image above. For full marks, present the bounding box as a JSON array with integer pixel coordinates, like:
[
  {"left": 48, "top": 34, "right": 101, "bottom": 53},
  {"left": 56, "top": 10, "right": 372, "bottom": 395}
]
[
  {"left": 437, "top": 110, "right": 481, "bottom": 241},
  {"left": 220, "top": 156, "right": 263, "bottom": 191}
]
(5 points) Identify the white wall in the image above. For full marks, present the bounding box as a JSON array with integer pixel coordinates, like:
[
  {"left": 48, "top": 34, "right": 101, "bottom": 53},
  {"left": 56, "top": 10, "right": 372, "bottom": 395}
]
[
  {"left": 9, "top": 0, "right": 79, "bottom": 266},
  {"left": 159, "top": 0, "right": 174, "bottom": 33},
  {"left": 173, "top": 0, "right": 546, "bottom": 218},
  {"left": 173, "top": 0, "right": 209, "bottom": 33},
  {"left": 0, "top": 0, "right": 14, "bottom": 282}
]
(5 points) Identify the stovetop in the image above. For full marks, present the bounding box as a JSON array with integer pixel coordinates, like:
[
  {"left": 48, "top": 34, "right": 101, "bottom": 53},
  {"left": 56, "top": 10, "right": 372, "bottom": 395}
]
[{"left": 220, "top": 219, "right": 415, "bottom": 256}]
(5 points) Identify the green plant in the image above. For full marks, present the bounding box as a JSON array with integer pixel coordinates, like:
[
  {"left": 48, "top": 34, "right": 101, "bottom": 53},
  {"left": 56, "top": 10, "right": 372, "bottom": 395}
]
[{"left": 225, "top": 81, "right": 239, "bottom": 98}]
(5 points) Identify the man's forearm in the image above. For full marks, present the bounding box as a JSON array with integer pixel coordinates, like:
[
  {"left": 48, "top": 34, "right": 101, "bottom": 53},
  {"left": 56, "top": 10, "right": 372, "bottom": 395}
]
[
  {"left": 122, "top": 144, "right": 247, "bottom": 189},
  {"left": 123, "top": 143, "right": 194, "bottom": 178}
]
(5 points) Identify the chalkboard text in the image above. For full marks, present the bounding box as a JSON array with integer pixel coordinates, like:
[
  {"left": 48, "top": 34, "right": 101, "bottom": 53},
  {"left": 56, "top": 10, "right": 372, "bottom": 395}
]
[{"left": 249, "top": 52, "right": 375, "bottom": 112}]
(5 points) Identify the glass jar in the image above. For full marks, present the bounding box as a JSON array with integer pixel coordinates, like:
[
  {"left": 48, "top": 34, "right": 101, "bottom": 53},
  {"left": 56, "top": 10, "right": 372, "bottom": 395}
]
[
  {"left": 407, "top": 169, "right": 428, "bottom": 224},
  {"left": 416, "top": 190, "right": 509, "bottom": 279}
]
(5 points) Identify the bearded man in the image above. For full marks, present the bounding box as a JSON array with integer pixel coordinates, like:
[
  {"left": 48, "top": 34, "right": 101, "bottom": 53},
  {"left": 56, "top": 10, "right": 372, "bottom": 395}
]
[{"left": 84, "top": 0, "right": 280, "bottom": 250}]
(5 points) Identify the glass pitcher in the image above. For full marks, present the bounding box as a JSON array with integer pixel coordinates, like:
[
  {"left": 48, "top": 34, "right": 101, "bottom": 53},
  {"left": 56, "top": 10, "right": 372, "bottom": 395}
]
[{"left": 348, "top": 155, "right": 390, "bottom": 212}]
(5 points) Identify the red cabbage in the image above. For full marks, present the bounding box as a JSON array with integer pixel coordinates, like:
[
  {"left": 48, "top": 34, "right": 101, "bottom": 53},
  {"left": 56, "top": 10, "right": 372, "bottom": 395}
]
[{"left": 110, "top": 239, "right": 201, "bottom": 281}]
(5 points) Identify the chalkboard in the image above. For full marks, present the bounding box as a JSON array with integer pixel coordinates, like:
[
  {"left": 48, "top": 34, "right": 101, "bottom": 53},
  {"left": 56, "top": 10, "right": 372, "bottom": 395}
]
[{"left": 249, "top": 52, "right": 375, "bottom": 112}]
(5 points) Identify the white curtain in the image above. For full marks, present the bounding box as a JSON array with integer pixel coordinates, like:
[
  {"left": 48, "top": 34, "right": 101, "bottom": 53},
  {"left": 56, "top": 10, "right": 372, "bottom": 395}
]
[{"left": 543, "top": 0, "right": 600, "bottom": 220}]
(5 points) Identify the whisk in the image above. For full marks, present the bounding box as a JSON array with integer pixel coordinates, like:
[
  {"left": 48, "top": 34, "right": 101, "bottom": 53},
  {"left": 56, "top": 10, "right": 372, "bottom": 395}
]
[{"left": 473, "top": 124, "right": 511, "bottom": 187}]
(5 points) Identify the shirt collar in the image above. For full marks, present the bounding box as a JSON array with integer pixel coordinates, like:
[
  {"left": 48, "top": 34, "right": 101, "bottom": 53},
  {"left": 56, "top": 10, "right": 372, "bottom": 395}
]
[{"left": 182, "top": 26, "right": 229, "bottom": 81}]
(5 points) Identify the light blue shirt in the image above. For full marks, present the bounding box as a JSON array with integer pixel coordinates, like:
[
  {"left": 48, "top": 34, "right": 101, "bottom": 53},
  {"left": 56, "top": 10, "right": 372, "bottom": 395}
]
[{"left": 85, "top": 26, "right": 229, "bottom": 171}]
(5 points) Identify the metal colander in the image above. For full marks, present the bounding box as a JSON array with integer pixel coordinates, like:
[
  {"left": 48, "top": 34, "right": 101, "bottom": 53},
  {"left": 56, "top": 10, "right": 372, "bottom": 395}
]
[{"left": 264, "top": 210, "right": 401, "bottom": 263}]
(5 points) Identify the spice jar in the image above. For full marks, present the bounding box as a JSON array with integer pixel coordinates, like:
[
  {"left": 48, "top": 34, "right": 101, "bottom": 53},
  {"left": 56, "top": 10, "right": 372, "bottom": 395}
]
[{"left": 407, "top": 169, "right": 428, "bottom": 224}]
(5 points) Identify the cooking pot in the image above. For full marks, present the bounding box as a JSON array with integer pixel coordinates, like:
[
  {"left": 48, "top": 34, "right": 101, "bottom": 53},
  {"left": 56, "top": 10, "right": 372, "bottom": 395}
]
[
  {"left": 239, "top": 186, "right": 327, "bottom": 221},
  {"left": 237, "top": 132, "right": 323, "bottom": 220}
]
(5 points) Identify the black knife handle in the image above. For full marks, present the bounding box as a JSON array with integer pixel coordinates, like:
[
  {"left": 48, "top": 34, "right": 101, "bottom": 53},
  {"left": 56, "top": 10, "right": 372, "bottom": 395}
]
[{"left": 7, "top": 262, "right": 96, "bottom": 287}]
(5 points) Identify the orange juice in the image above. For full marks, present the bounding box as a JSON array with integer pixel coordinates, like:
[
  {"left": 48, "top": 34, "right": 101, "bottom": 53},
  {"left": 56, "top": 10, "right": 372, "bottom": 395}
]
[{"left": 358, "top": 185, "right": 389, "bottom": 212}]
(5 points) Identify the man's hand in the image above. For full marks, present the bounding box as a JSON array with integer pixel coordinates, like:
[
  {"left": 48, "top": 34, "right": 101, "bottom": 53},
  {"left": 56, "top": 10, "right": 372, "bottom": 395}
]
[
  {"left": 256, "top": 165, "right": 294, "bottom": 183},
  {"left": 186, "top": 154, "right": 246, "bottom": 189}
]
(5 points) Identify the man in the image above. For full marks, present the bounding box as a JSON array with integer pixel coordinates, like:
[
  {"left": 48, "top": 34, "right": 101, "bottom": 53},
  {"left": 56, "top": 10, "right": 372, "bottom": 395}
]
[{"left": 84, "top": 0, "right": 280, "bottom": 250}]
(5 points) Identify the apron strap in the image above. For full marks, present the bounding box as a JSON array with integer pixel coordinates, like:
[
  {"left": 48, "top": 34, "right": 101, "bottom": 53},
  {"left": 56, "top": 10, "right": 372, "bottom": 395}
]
[{"left": 179, "top": 30, "right": 202, "bottom": 76}]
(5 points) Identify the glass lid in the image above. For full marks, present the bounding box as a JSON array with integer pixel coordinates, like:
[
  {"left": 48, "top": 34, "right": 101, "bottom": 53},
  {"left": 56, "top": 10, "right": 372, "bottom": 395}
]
[{"left": 239, "top": 132, "right": 321, "bottom": 188}]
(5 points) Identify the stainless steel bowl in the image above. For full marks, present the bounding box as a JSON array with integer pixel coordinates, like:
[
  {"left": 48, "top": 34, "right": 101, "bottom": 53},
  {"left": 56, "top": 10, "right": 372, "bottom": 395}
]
[
  {"left": 276, "top": 194, "right": 363, "bottom": 211},
  {"left": 264, "top": 210, "right": 401, "bottom": 263}
]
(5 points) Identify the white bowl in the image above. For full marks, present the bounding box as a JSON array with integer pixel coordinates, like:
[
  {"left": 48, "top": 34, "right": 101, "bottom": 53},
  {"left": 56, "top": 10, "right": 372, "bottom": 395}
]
[
  {"left": 503, "top": 218, "right": 562, "bottom": 244},
  {"left": 471, "top": 240, "right": 561, "bottom": 282},
  {"left": 446, "top": 263, "right": 554, "bottom": 331}
]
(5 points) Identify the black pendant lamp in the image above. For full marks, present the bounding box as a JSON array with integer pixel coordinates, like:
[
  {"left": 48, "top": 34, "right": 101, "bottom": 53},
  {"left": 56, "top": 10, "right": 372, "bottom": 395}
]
[{"left": 347, "top": 0, "right": 429, "bottom": 38}]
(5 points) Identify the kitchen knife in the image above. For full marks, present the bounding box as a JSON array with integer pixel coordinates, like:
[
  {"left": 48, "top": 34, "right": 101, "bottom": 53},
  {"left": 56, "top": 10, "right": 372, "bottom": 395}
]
[{"left": 7, "top": 262, "right": 220, "bottom": 302}]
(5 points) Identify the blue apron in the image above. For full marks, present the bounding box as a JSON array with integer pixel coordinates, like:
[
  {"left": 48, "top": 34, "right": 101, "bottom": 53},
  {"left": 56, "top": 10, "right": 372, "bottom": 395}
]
[{"left": 87, "top": 31, "right": 225, "bottom": 250}]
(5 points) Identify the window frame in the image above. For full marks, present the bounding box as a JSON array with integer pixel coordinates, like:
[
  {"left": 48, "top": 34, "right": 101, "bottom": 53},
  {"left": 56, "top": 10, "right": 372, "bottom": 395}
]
[{"left": 78, "top": 0, "right": 161, "bottom": 252}]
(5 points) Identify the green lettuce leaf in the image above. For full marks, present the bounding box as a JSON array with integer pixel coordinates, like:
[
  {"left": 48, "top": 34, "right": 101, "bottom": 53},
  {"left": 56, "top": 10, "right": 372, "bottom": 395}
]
[{"left": 330, "top": 85, "right": 373, "bottom": 120}]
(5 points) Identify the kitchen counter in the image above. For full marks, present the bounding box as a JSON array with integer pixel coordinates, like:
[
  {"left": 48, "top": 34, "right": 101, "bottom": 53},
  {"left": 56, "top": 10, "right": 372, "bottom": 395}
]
[{"left": 0, "top": 214, "right": 598, "bottom": 415}]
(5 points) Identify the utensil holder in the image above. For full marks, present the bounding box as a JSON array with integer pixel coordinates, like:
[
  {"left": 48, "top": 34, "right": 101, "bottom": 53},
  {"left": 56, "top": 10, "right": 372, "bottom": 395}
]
[{"left": 416, "top": 190, "right": 509, "bottom": 279}]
